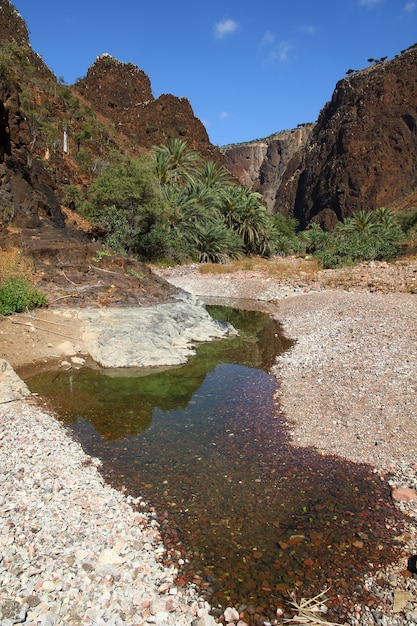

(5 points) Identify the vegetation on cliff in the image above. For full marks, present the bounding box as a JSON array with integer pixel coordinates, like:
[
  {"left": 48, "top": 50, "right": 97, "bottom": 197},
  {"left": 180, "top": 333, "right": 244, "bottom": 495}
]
[{"left": 0, "top": 0, "right": 416, "bottom": 310}]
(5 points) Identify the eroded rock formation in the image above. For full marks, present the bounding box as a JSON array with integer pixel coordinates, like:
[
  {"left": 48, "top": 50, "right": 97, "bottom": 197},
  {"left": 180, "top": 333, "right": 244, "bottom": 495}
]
[
  {"left": 75, "top": 54, "right": 222, "bottom": 162},
  {"left": 222, "top": 127, "right": 313, "bottom": 212},
  {"left": 274, "top": 46, "right": 417, "bottom": 228}
]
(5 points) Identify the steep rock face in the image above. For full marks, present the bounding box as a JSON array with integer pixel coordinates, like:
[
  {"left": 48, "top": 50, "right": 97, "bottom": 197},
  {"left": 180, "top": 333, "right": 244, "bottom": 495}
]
[
  {"left": 0, "top": 1, "right": 28, "bottom": 47},
  {"left": 75, "top": 55, "right": 223, "bottom": 162},
  {"left": 0, "top": 83, "right": 65, "bottom": 230},
  {"left": 275, "top": 46, "right": 417, "bottom": 228},
  {"left": 222, "top": 127, "right": 313, "bottom": 212},
  {"left": 0, "top": 0, "right": 55, "bottom": 81}
]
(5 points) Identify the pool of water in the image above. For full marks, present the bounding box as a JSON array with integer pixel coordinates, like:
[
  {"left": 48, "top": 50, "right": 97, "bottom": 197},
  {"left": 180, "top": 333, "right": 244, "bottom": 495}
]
[{"left": 27, "top": 305, "right": 405, "bottom": 623}]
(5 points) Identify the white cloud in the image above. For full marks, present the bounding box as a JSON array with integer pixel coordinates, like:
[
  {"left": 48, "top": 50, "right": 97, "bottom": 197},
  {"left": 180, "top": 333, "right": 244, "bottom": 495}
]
[
  {"left": 214, "top": 18, "right": 238, "bottom": 39},
  {"left": 278, "top": 42, "right": 292, "bottom": 61},
  {"left": 263, "top": 41, "right": 293, "bottom": 64},
  {"left": 403, "top": 1, "right": 416, "bottom": 12},
  {"left": 260, "top": 30, "right": 274, "bottom": 46},
  {"left": 219, "top": 111, "right": 230, "bottom": 120},
  {"left": 358, "top": 0, "right": 383, "bottom": 6},
  {"left": 301, "top": 25, "right": 316, "bottom": 35}
]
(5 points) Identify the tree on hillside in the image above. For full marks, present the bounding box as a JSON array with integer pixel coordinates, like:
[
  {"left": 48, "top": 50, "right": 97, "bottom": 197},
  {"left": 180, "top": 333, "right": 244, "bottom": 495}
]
[
  {"left": 153, "top": 138, "right": 201, "bottom": 187},
  {"left": 80, "top": 154, "right": 165, "bottom": 254}
]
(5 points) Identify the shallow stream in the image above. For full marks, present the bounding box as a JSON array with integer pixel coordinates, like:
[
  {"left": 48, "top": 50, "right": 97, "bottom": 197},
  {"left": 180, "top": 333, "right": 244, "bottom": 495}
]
[{"left": 27, "top": 305, "right": 405, "bottom": 623}]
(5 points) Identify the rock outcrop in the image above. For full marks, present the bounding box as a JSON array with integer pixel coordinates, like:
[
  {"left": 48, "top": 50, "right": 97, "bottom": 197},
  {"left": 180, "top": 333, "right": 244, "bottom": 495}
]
[
  {"left": 0, "top": 0, "right": 224, "bottom": 311},
  {"left": 0, "top": 0, "right": 223, "bottom": 244},
  {"left": 74, "top": 54, "right": 223, "bottom": 163},
  {"left": 0, "top": 360, "right": 30, "bottom": 403},
  {"left": 78, "top": 293, "right": 237, "bottom": 368},
  {"left": 222, "top": 127, "right": 313, "bottom": 212},
  {"left": 274, "top": 45, "right": 417, "bottom": 228}
]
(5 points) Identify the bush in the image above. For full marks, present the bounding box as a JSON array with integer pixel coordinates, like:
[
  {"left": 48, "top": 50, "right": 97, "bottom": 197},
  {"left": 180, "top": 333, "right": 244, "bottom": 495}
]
[
  {"left": 302, "top": 209, "right": 406, "bottom": 269},
  {"left": 0, "top": 276, "right": 48, "bottom": 316},
  {"left": 270, "top": 214, "right": 305, "bottom": 255},
  {"left": 136, "top": 225, "right": 194, "bottom": 264}
]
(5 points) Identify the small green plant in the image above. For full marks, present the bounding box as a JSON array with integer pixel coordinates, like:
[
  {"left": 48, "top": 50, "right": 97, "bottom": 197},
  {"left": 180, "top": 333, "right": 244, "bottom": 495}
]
[
  {"left": 0, "top": 276, "right": 48, "bottom": 316},
  {"left": 126, "top": 269, "right": 144, "bottom": 280},
  {"left": 92, "top": 249, "right": 112, "bottom": 263}
]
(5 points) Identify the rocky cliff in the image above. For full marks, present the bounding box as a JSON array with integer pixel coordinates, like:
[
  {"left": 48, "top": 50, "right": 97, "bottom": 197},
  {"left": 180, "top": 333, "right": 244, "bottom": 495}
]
[
  {"left": 0, "top": 0, "right": 228, "bottom": 306},
  {"left": 222, "top": 127, "right": 313, "bottom": 212},
  {"left": 74, "top": 54, "right": 222, "bottom": 163},
  {"left": 274, "top": 45, "right": 417, "bottom": 228},
  {"left": 0, "top": 0, "right": 185, "bottom": 306},
  {"left": 0, "top": 0, "right": 223, "bottom": 236}
]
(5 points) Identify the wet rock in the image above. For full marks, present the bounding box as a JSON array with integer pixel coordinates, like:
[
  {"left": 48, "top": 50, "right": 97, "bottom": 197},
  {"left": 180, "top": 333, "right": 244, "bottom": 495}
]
[
  {"left": 408, "top": 555, "right": 417, "bottom": 574},
  {"left": 391, "top": 487, "right": 417, "bottom": 503},
  {"left": 224, "top": 607, "right": 240, "bottom": 622}
]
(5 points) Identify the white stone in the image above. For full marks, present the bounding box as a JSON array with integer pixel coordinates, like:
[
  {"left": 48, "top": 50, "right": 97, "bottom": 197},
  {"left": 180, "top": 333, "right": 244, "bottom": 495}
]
[
  {"left": 224, "top": 607, "right": 240, "bottom": 622},
  {"left": 97, "top": 548, "right": 123, "bottom": 565},
  {"left": 0, "top": 360, "right": 30, "bottom": 403}
]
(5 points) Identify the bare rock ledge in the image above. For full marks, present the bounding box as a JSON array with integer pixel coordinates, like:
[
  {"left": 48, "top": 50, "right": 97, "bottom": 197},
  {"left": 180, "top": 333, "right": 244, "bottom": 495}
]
[{"left": 77, "top": 293, "right": 237, "bottom": 369}]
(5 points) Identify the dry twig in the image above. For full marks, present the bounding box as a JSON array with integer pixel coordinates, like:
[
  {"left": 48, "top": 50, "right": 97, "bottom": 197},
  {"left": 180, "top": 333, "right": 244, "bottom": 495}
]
[{"left": 284, "top": 588, "right": 339, "bottom": 625}]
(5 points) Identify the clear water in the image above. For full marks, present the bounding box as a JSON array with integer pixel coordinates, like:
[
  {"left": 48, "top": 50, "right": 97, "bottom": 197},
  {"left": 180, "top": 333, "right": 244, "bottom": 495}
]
[{"left": 27, "top": 306, "right": 405, "bottom": 623}]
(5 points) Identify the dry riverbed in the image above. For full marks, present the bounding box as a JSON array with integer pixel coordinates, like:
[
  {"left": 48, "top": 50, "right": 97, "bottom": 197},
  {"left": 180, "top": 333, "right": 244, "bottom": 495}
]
[{"left": 1, "top": 257, "right": 417, "bottom": 625}]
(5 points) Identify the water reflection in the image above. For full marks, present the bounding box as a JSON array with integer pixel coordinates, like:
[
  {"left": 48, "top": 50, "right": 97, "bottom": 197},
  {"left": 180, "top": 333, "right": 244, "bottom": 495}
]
[{"left": 29, "top": 307, "right": 291, "bottom": 440}]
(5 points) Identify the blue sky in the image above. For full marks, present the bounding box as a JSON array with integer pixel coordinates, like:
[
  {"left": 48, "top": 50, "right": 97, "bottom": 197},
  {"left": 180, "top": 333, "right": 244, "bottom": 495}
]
[{"left": 11, "top": 0, "right": 417, "bottom": 146}]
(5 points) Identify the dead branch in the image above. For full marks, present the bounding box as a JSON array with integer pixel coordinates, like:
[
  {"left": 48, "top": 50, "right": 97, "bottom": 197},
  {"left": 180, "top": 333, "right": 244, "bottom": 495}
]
[{"left": 11, "top": 320, "right": 80, "bottom": 341}]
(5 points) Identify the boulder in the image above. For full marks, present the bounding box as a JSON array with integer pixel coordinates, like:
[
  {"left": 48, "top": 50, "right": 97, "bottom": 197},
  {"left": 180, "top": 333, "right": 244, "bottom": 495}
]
[
  {"left": 0, "top": 359, "right": 30, "bottom": 403},
  {"left": 78, "top": 293, "right": 238, "bottom": 368}
]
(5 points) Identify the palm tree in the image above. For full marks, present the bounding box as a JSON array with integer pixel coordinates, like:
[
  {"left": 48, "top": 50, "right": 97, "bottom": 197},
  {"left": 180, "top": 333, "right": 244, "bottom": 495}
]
[
  {"left": 194, "top": 222, "right": 244, "bottom": 263},
  {"left": 222, "top": 186, "right": 272, "bottom": 254},
  {"left": 336, "top": 210, "right": 376, "bottom": 236},
  {"left": 198, "top": 160, "right": 233, "bottom": 189},
  {"left": 152, "top": 138, "right": 201, "bottom": 187}
]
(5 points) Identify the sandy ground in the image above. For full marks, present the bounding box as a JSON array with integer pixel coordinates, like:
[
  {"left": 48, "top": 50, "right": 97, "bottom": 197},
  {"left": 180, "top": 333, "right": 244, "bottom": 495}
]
[{"left": 0, "top": 308, "right": 87, "bottom": 376}]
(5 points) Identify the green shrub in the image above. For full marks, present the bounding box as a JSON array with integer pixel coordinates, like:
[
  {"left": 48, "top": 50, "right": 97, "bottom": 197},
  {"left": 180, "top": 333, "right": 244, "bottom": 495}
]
[
  {"left": 270, "top": 214, "right": 305, "bottom": 255},
  {"left": 0, "top": 276, "right": 48, "bottom": 316},
  {"left": 396, "top": 207, "right": 417, "bottom": 234},
  {"left": 302, "top": 208, "right": 406, "bottom": 269},
  {"left": 136, "top": 225, "right": 195, "bottom": 264}
]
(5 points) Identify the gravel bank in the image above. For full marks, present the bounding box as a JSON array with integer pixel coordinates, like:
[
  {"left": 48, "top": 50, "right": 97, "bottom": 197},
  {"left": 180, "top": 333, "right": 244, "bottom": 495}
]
[
  {"left": 0, "top": 399, "right": 211, "bottom": 626},
  {"left": 270, "top": 290, "right": 417, "bottom": 625},
  {"left": 271, "top": 290, "right": 417, "bottom": 469}
]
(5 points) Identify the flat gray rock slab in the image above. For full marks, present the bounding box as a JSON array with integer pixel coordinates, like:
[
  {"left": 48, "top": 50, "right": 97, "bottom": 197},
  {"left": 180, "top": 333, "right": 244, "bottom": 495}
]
[
  {"left": 0, "top": 359, "right": 31, "bottom": 403},
  {"left": 77, "top": 293, "right": 237, "bottom": 368}
]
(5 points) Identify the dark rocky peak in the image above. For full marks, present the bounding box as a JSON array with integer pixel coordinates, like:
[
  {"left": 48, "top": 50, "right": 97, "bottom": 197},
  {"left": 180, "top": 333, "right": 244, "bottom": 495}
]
[
  {"left": 0, "top": 0, "right": 29, "bottom": 48},
  {"left": 0, "top": 0, "right": 55, "bottom": 81},
  {"left": 75, "top": 53, "right": 153, "bottom": 121},
  {"left": 74, "top": 55, "right": 223, "bottom": 162},
  {"left": 274, "top": 45, "right": 417, "bottom": 228}
]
